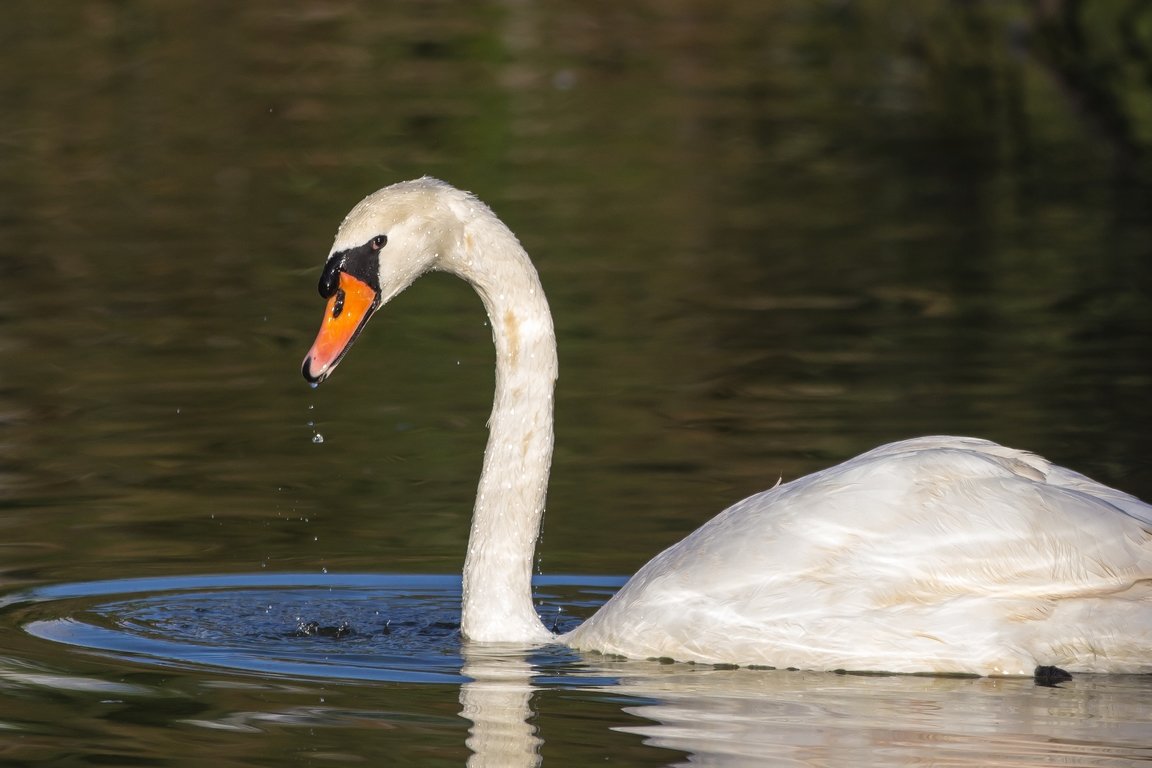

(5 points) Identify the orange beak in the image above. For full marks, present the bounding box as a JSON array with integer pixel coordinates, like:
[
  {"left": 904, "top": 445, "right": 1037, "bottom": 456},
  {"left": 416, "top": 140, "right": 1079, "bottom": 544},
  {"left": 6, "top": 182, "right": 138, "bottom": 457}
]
[{"left": 301, "top": 272, "right": 380, "bottom": 385}]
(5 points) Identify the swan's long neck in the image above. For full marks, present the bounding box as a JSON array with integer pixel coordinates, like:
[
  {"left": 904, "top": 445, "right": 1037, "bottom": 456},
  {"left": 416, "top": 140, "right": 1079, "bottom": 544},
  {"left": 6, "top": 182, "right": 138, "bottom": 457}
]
[{"left": 446, "top": 212, "right": 557, "bottom": 643}]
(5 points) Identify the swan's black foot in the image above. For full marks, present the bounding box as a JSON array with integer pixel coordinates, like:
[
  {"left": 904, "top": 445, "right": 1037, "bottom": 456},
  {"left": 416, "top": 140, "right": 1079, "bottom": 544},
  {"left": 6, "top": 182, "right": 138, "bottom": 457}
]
[{"left": 1033, "top": 665, "right": 1072, "bottom": 686}]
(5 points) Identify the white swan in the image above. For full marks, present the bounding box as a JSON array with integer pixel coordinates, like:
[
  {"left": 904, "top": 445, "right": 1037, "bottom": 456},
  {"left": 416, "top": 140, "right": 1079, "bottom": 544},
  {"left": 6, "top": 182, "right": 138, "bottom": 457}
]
[{"left": 302, "top": 177, "right": 1152, "bottom": 676}]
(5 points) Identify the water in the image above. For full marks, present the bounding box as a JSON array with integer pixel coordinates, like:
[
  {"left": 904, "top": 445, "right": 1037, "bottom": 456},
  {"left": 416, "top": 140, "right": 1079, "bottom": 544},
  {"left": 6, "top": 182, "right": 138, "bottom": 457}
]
[
  {"left": 2, "top": 574, "right": 1150, "bottom": 766},
  {"left": 2, "top": 2, "right": 1152, "bottom": 765},
  {"left": 5, "top": 573, "right": 608, "bottom": 683}
]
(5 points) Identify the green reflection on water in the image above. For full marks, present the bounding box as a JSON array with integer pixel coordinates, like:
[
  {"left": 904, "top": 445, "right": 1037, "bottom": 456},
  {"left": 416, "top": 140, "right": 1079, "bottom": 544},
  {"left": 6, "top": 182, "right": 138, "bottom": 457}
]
[{"left": 2, "top": 0, "right": 1150, "bottom": 579}]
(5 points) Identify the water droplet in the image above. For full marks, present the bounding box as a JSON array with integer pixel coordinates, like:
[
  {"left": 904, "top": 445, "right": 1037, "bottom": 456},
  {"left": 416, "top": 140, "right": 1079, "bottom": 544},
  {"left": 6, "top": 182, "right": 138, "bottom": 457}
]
[{"left": 312, "top": 433, "right": 324, "bottom": 444}]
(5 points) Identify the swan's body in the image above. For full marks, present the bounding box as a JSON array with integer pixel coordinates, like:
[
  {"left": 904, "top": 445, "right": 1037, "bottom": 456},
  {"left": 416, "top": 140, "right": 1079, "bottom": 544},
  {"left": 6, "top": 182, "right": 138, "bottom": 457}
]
[{"left": 303, "top": 177, "right": 1152, "bottom": 676}]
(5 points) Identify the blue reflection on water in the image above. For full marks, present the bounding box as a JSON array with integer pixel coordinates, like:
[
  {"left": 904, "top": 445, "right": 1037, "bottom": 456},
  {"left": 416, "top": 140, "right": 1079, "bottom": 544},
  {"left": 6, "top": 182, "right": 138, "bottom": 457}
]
[{"left": 3, "top": 573, "right": 625, "bottom": 684}]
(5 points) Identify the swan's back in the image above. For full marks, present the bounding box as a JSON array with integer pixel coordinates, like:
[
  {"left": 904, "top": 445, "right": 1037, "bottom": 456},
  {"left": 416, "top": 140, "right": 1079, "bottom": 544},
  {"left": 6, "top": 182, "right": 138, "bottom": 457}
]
[{"left": 564, "top": 436, "right": 1152, "bottom": 675}]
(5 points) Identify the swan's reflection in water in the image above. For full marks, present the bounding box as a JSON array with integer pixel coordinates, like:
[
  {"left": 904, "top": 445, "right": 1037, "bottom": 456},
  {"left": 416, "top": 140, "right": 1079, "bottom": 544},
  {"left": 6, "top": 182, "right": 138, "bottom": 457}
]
[
  {"left": 460, "top": 646, "right": 1152, "bottom": 767},
  {"left": 460, "top": 644, "right": 543, "bottom": 768}
]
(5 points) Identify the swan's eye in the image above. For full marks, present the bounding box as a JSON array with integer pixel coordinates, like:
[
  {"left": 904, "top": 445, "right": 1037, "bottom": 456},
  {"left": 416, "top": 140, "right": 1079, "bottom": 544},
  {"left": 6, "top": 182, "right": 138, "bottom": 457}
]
[
  {"left": 370, "top": 235, "right": 388, "bottom": 251},
  {"left": 332, "top": 288, "right": 346, "bottom": 318}
]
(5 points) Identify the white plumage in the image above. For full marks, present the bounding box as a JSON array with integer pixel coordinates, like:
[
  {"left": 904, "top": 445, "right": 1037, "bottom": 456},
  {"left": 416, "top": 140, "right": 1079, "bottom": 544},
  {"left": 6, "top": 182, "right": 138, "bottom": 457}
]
[
  {"left": 566, "top": 436, "right": 1152, "bottom": 674},
  {"left": 303, "top": 178, "right": 1152, "bottom": 676}
]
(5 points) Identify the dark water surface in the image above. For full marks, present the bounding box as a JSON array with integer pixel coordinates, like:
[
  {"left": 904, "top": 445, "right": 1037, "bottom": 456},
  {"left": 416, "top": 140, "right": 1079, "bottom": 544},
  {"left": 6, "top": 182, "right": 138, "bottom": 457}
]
[{"left": 2, "top": 2, "right": 1152, "bottom": 765}]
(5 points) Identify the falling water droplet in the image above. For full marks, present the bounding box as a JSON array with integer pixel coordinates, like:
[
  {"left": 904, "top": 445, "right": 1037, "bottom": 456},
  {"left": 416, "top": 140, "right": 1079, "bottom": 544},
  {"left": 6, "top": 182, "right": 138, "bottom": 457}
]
[{"left": 312, "top": 433, "right": 324, "bottom": 444}]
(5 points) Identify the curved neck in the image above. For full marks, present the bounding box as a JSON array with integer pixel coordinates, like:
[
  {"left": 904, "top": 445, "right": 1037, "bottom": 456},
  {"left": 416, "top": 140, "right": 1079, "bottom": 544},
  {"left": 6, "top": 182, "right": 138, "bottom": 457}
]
[{"left": 445, "top": 213, "right": 557, "bottom": 642}]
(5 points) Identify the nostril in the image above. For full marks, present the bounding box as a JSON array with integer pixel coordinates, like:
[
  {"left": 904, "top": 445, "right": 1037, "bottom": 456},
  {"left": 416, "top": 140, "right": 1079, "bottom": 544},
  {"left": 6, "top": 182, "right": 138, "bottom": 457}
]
[{"left": 332, "top": 288, "right": 346, "bottom": 318}]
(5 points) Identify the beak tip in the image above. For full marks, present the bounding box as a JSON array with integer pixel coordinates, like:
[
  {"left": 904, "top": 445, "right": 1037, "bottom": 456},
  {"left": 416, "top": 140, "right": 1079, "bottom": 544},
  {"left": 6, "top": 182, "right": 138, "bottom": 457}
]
[{"left": 301, "top": 356, "right": 327, "bottom": 386}]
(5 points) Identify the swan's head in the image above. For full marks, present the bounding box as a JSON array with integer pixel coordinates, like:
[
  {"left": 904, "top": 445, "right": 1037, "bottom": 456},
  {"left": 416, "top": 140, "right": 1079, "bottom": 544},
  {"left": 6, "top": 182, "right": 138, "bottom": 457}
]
[{"left": 302, "top": 177, "right": 472, "bottom": 385}]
